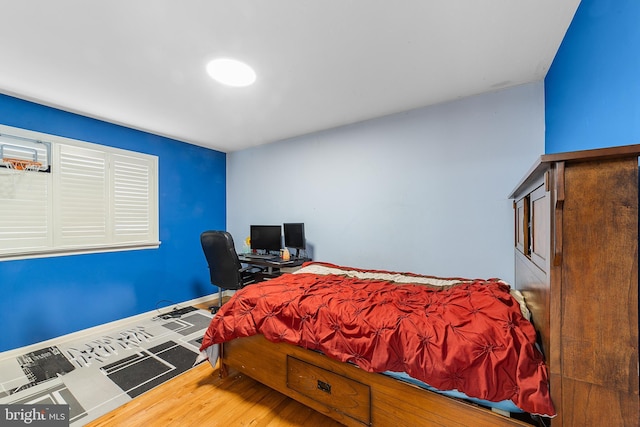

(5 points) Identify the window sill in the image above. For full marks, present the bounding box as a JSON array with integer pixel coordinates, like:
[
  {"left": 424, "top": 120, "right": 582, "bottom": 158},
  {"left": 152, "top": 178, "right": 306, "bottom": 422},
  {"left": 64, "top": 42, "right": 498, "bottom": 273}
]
[{"left": 0, "top": 242, "right": 162, "bottom": 262}]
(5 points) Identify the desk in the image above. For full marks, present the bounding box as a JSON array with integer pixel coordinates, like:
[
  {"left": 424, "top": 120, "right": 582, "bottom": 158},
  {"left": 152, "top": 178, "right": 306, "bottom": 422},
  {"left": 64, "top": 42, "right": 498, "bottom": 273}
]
[{"left": 238, "top": 255, "right": 311, "bottom": 278}]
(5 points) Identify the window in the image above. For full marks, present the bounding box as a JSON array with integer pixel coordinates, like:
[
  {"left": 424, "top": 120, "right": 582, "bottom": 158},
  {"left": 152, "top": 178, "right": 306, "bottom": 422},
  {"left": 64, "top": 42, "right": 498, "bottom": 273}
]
[{"left": 0, "top": 124, "right": 159, "bottom": 260}]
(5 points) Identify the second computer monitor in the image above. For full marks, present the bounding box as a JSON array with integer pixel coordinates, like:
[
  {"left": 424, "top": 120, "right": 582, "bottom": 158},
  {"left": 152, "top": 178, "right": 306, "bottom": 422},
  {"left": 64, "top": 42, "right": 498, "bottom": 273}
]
[
  {"left": 284, "top": 223, "right": 305, "bottom": 250},
  {"left": 250, "top": 225, "right": 282, "bottom": 252}
]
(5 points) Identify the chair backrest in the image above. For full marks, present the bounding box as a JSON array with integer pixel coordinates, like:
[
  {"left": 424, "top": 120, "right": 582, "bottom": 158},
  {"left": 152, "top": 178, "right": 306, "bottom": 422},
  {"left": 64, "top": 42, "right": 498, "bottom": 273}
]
[{"left": 200, "top": 230, "right": 244, "bottom": 290}]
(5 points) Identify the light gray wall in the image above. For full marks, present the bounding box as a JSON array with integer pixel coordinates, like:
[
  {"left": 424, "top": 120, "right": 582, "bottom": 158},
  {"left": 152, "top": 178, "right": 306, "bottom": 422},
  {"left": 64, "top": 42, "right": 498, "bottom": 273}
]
[{"left": 227, "top": 82, "right": 544, "bottom": 283}]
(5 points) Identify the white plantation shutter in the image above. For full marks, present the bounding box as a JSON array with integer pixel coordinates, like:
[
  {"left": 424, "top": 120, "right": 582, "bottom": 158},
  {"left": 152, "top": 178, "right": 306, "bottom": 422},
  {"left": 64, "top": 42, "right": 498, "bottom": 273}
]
[
  {"left": 112, "top": 154, "right": 156, "bottom": 243},
  {"left": 55, "top": 144, "right": 108, "bottom": 246},
  {"left": 0, "top": 169, "right": 52, "bottom": 253},
  {"left": 0, "top": 124, "right": 159, "bottom": 260}
]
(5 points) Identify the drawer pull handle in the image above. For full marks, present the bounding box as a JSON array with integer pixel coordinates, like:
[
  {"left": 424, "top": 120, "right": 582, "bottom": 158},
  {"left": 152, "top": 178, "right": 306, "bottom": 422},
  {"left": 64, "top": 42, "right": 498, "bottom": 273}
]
[{"left": 317, "top": 380, "right": 331, "bottom": 394}]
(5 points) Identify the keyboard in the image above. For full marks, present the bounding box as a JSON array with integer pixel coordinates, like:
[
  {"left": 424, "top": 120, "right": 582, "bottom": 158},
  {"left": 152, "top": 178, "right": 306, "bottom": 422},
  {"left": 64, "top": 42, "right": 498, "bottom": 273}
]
[
  {"left": 241, "top": 253, "right": 277, "bottom": 260},
  {"left": 267, "top": 258, "right": 294, "bottom": 264}
]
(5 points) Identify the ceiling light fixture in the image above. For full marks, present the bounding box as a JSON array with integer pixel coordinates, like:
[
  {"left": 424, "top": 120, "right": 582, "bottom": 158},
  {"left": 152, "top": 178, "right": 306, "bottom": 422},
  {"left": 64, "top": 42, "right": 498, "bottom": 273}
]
[{"left": 206, "top": 58, "right": 256, "bottom": 87}]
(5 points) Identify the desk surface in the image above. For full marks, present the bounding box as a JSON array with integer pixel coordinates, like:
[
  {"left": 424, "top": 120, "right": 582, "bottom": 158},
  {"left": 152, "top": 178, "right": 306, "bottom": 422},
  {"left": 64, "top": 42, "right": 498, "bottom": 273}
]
[{"left": 238, "top": 255, "right": 310, "bottom": 268}]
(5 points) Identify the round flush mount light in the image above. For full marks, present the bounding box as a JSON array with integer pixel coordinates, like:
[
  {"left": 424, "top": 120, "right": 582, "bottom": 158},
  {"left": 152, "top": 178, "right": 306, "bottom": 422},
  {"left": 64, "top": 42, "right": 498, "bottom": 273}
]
[{"left": 206, "top": 58, "right": 256, "bottom": 87}]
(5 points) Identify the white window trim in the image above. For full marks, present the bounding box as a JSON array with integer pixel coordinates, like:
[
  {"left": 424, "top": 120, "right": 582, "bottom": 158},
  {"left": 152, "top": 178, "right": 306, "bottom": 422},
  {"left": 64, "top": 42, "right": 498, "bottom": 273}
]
[{"left": 0, "top": 124, "right": 160, "bottom": 261}]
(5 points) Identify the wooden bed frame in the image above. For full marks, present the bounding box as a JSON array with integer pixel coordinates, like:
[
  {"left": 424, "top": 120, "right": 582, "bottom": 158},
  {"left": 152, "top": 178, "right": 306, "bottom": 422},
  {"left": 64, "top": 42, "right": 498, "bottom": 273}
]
[
  {"left": 221, "top": 335, "right": 533, "bottom": 427},
  {"left": 219, "top": 145, "right": 640, "bottom": 426},
  {"left": 509, "top": 145, "right": 639, "bottom": 426}
]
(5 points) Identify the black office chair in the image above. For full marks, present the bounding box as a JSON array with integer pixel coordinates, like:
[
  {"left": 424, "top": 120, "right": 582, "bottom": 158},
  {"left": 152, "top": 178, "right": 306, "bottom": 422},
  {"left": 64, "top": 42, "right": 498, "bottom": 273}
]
[{"left": 200, "top": 230, "right": 261, "bottom": 314}]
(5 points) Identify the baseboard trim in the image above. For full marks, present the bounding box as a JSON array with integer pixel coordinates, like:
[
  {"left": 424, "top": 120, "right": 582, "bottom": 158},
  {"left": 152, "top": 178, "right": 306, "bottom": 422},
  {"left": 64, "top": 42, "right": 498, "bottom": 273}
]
[{"left": 0, "top": 291, "right": 229, "bottom": 360}]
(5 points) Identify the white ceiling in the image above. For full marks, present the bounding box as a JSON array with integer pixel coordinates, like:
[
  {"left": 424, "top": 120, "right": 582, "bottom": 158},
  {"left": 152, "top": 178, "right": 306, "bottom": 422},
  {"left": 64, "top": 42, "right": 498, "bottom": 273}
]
[{"left": 0, "top": 1, "right": 580, "bottom": 153}]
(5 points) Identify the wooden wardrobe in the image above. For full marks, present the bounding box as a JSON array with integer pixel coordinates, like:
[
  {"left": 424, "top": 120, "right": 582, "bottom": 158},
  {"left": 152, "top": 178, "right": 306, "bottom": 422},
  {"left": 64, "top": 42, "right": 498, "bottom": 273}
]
[{"left": 509, "top": 145, "right": 640, "bottom": 426}]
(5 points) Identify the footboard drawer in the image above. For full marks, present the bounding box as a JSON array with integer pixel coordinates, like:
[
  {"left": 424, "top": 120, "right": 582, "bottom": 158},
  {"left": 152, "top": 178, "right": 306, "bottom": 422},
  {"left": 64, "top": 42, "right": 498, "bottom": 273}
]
[{"left": 286, "top": 355, "right": 371, "bottom": 425}]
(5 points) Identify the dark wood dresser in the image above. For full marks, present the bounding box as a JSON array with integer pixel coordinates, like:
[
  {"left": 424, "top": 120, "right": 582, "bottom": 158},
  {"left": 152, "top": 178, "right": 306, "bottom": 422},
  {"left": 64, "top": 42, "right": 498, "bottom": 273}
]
[{"left": 509, "top": 145, "right": 640, "bottom": 426}]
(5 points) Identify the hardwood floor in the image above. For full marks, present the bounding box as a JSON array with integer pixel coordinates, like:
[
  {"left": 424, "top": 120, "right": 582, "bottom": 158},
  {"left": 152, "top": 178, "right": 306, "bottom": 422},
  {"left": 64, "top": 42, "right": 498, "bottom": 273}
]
[
  {"left": 86, "top": 362, "right": 343, "bottom": 427},
  {"left": 85, "top": 298, "right": 343, "bottom": 427}
]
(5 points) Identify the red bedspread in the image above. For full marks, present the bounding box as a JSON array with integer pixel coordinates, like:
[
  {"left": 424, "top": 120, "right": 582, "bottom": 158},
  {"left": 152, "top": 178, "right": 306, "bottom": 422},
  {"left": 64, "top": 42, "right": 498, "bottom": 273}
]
[{"left": 200, "top": 262, "right": 555, "bottom": 416}]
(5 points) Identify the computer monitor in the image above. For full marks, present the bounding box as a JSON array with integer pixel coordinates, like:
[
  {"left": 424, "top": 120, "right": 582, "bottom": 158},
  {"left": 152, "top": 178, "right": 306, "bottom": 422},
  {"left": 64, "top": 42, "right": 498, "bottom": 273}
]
[
  {"left": 284, "top": 223, "right": 305, "bottom": 253},
  {"left": 250, "top": 225, "right": 282, "bottom": 252}
]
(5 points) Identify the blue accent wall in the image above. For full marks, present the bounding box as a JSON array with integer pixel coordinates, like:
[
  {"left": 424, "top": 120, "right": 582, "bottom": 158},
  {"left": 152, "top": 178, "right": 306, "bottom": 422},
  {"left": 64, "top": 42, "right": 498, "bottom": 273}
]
[
  {"left": 545, "top": 0, "right": 640, "bottom": 153},
  {"left": 0, "top": 94, "right": 226, "bottom": 352}
]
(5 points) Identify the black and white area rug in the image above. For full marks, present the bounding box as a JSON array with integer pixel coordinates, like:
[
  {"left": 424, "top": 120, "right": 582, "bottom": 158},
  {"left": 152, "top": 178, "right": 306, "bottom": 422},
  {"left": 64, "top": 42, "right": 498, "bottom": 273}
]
[{"left": 0, "top": 306, "right": 212, "bottom": 426}]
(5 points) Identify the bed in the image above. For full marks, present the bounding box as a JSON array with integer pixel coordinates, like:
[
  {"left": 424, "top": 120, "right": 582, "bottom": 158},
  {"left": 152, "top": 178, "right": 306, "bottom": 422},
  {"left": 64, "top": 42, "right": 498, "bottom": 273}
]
[
  {"left": 198, "top": 146, "right": 640, "bottom": 427},
  {"left": 199, "top": 262, "right": 554, "bottom": 426}
]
